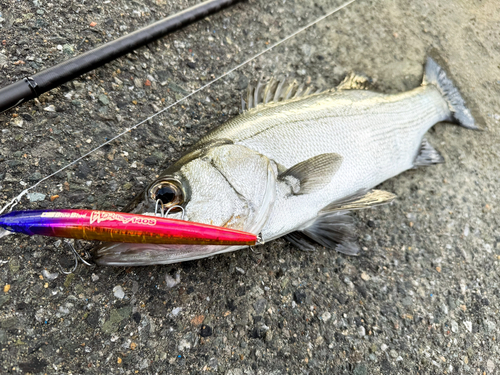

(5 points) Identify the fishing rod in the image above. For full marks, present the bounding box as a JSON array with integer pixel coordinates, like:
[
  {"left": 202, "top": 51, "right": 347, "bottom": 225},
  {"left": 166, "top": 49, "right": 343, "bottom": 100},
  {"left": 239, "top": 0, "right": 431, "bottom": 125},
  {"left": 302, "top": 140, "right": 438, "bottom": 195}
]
[{"left": 0, "top": 0, "right": 245, "bottom": 114}]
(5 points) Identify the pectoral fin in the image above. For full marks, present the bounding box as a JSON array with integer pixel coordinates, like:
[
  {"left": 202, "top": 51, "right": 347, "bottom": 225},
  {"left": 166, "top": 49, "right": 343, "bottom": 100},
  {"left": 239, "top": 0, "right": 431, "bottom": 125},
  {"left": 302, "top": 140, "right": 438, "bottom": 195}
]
[{"left": 279, "top": 153, "right": 343, "bottom": 195}]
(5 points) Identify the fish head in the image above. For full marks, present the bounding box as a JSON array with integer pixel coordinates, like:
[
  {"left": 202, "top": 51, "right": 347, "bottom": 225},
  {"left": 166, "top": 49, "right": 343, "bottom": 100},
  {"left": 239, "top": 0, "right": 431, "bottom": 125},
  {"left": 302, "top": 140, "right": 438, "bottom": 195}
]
[{"left": 93, "top": 143, "right": 277, "bottom": 266}]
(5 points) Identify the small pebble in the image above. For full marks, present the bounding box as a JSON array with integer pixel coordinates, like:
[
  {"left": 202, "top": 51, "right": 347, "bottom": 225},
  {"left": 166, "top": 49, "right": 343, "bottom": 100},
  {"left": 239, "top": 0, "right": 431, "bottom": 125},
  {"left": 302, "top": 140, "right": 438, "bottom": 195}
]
[
  {"left": 11, "top": 117, "right": 23, "bottom": 128},
  {"left": 132, "top": 312, "right": 141, "bottom": 324},
  {"left": 134, "top": 78, "right": 143, "bottom": 88},
  {"left": 165, "top": 272, "right": 180, "bottom": 288},
  {"left": 343, "top": 277, "right": 354, "bottom": 288},
  {"left": 42, "top": 270, "right": 58, "bottom": 280},
  {"left": 321, "top": 311, "right": 331, "bottom": 322},
  {"left": 113, "top": 285, "right": 125, "bottom": 299},
  {"left": 190, "top": 315, "right": 205, "bottom": 326},
  {"left": 200, "top": 325, "right": 213, "bottom": 337},
  {"left": 98, "top": 94, "right": 110, "bottom": 105},
  {"left": 265, "top": 329, "right": 273, "bottom": 342},
  {"left": 487, "top": 359, "right": 495, "bottom": 372},
  {"left": 28, "top": 193, "right": 46, "bottom": 202},
  {"left": 171, "top": 307, "right": 182, "bottom": 316},
  {"left": 358, "top": 326, "right": 366, "bottom": 337},
  {"left": 0, "top": 53, "right": 7, "bottom": 67},
  {"left": 294, "top": 291, "right": 306, "bottom": 304},
  {"left": 178, "top": 339, "right": 191, "bottom": 351},
  {"left": 63, "top": 44, "right": 74, "bottom": 55},
  {"left": 464, "top": 321, "right": 472, "bottom": 332},
  {"left": 253, "top": 298, "right": 267, "bottom": 315}
]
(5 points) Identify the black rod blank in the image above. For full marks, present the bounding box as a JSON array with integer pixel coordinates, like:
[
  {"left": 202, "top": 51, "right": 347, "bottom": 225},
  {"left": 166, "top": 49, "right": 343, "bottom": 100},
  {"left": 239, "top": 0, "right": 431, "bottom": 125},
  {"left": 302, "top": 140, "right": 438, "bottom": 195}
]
[{"left": 0, "top": 0, "right": 244, "bottom": 113}]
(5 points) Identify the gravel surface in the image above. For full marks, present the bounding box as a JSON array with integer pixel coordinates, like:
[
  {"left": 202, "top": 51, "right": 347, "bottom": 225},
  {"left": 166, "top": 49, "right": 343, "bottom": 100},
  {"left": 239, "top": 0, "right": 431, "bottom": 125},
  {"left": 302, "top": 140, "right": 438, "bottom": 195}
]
[{"left": 1, "top": 0, "right": 500, "bottom": 374}]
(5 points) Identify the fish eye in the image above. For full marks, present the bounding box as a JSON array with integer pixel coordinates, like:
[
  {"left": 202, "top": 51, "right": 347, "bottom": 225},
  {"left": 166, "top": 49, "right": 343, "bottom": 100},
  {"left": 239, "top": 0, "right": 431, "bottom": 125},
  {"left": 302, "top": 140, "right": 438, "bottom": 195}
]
[{"left": 149, "top": 180, "right": 184, "bottom": 209}]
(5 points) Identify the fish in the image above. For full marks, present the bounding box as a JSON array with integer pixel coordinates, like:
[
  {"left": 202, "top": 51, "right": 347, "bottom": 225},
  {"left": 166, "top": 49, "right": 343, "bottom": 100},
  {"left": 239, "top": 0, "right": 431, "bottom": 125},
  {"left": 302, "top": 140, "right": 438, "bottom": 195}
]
[{"left": 93, "top": 56, "right": 477, "bottom": 266}]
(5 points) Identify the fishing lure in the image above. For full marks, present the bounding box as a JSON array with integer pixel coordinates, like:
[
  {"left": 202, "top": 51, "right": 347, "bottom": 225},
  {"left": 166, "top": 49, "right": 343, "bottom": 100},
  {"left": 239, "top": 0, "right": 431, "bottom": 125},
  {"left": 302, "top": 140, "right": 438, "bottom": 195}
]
[{"left": 0, "top": 209, "right": 257, "bottom": 246}]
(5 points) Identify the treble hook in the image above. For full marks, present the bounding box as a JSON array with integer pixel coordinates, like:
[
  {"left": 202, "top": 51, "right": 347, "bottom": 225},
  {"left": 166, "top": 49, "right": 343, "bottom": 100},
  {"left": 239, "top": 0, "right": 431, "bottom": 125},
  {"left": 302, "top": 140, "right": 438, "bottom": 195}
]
[
  {"left": 249, "top": 246, "right": 262, "bottom": 255},
  {"left": 255, "top": 233, "right": 264, "bottom": 245},
  {"left": 59, "top": 240, "right": 95, "bottom": 274},
  {"left": 155, "top": 199, "right": 165, "bottom": 218},
  {"left": 165, "top": 205, "right": 186, "bottom": 220},
  {"left": 249, "top": 233, "right": 264, "bottom": 255},
  {"left": 155, "top": 200, "right": 185, "bottom": 220}
]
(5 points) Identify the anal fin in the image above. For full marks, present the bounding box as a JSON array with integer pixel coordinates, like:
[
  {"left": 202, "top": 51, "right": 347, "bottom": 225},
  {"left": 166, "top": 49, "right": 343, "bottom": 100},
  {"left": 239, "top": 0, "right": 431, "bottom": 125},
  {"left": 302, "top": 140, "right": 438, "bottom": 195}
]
[{"left": 414, "top": 138, "right": 444, "bottom": 167}]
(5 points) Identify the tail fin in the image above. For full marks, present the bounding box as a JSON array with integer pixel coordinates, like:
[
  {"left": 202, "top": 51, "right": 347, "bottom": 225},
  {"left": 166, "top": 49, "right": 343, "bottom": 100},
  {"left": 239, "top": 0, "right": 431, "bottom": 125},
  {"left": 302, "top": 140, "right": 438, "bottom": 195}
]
[{"left": 423, "top": 56, "right": 478, "bottom": 129}]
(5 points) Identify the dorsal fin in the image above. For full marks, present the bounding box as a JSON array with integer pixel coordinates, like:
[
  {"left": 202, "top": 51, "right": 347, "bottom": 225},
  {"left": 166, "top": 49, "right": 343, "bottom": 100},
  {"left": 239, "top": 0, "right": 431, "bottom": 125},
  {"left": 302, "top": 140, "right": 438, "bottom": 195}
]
[
  {"left": 274, "top": 79, "right": 286, "bottom": 102},
  {"left": 283, "top": 80, "right": 298, "bottom": 101},
  {"left": 241, "top": 78, "right": 320, "bottom": 111},
  {"left": 337, "top": 73, "right": 373, "bottom": 90},
  {"left": 240, "top": 73, "right": 373, "bottom": 111},
  {"left": 262, "top": 78, "right": 278, "bottom": 104}
]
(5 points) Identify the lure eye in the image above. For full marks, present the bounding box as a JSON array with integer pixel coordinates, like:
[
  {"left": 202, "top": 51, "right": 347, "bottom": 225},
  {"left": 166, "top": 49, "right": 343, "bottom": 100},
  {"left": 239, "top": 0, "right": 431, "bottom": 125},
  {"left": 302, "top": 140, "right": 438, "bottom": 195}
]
[{"left": 149, "top": 180, "right": 184, "bottom": 209}]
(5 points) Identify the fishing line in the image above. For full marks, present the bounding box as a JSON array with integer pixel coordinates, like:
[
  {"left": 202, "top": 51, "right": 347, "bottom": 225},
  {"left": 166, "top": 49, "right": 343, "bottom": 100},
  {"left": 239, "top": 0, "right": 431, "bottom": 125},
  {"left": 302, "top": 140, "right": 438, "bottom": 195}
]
[{"left": 0, "top": 0, "right": 357, "bottom": 214}]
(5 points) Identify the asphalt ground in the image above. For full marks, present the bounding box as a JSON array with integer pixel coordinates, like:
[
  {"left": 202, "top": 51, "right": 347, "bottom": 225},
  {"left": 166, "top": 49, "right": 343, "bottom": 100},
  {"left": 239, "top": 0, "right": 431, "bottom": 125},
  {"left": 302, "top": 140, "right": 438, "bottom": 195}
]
[{"left": 0, "top": 0, "right": 499, "bottom": 373}]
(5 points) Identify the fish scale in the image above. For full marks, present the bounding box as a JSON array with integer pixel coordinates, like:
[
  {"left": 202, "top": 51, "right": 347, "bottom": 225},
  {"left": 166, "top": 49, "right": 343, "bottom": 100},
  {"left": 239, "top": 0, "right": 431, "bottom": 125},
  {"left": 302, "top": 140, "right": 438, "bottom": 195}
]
[{"left": 252, "top": 88, "right": 450, "bottom": 240}]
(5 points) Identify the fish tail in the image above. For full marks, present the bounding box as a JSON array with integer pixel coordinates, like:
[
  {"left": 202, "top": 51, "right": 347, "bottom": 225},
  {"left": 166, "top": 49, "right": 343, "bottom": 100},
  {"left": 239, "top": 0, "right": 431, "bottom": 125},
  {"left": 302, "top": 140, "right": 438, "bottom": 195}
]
[{"left": 423, "top": 56, "right": 478, "bottom": 130}]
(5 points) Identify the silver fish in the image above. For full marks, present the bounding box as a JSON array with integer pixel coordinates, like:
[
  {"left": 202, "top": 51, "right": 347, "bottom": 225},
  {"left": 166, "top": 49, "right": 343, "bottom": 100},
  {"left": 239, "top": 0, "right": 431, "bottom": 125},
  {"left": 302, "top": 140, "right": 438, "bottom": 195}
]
[{"left": 93, "top": 57, "right": 477, "bottom": 266}]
